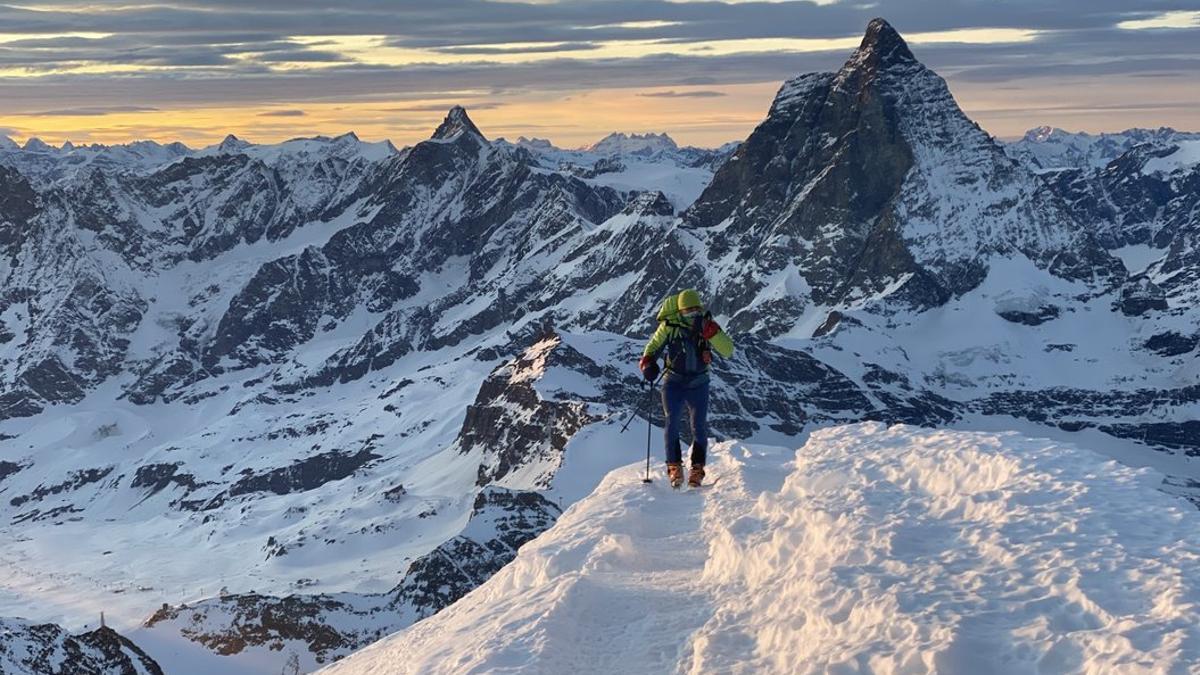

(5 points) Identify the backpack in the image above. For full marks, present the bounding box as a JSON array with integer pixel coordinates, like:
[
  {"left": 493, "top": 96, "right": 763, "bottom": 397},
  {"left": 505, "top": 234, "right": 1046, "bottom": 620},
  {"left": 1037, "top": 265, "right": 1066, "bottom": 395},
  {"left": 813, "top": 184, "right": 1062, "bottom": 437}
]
[{"left": 660, "top": 308, "right": 713, "bottom": 378}]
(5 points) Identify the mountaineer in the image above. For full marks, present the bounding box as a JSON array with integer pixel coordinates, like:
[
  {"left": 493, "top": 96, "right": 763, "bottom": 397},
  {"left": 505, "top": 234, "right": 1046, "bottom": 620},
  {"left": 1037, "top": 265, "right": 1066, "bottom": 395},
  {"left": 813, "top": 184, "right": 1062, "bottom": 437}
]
[{"left": 638, "top": 289, "right": 734, "bottom": 488}]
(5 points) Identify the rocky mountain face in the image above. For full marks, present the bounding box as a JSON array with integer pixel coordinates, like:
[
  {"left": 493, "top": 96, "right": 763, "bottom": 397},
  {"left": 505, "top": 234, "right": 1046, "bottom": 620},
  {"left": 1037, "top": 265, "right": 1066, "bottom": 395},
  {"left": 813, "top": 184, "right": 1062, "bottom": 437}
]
[
  {"left": 0, "top": 620, "right": 162, "bottom": 674},
  {"left": 0, "top": 17, "right": 1197, "bottom": 674},
  {"left": 1032, "top": 135, "right": 1200, "bottom": 302},
  {"left": 682, "top": 18, "right": 1122, "bottom": 335}
]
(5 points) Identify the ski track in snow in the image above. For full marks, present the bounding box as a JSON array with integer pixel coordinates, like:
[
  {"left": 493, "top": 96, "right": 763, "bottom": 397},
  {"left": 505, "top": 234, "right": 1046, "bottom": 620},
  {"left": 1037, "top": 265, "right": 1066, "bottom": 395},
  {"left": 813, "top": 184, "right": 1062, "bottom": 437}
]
[{"left": 322, "top": 423, "right": 1200, "bottom": 675}]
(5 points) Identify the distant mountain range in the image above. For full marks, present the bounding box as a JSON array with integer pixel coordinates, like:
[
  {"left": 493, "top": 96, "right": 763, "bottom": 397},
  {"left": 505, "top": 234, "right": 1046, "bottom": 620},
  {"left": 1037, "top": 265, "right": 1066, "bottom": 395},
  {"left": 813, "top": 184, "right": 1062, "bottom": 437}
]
[{"left": 0, "top": 17, "right": 1197, "bottom": 674}]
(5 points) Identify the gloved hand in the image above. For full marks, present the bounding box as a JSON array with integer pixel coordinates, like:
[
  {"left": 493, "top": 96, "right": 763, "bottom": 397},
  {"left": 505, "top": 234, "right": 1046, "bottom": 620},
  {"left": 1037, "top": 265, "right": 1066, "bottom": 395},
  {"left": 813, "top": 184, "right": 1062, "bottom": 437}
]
[
  {"left": 639, "top": 355, "right": 660, "bottom": 382},
  {"left": 701, "top": 316, "right": 720, "bottom": 340}
]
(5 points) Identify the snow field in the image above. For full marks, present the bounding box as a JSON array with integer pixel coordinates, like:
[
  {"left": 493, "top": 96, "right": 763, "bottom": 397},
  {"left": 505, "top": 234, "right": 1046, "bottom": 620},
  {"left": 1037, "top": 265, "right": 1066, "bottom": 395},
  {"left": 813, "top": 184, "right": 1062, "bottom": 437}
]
[{"left": 323, "top": 423, "right": 1200, "bottom": 674}]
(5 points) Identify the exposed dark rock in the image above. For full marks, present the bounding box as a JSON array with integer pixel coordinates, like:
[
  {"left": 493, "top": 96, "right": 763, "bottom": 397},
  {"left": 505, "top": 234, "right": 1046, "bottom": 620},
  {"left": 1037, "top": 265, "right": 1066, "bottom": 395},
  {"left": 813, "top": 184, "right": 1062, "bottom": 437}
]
[
  {"left": 812, "top": 311, "right": 843, "bottom": 337},
  {"left": 1100, "top": 421, "right": 1200, "bottom": 456},
  {"left": 460, "top": 334, "right": 601, "bottom": 488},
  {"left": 1143, "top": 331, "right": 1198, "bottom": 357},
  {"left": 142, "top": 486, "right": 560, "bottom": 665},
  {"left": 131, "top": 463, "right": 201, "bottom": 498},
  {"left": 0, "top": 460, "right": 23, "bottom": 485},
  {"left": 145, "top": 593, "right": 354, "bottom": 662},
  {"left": 431, "top": 105, "right": 485, "bottom": 142},
  {"left": 0, "top": 165, "right": 39, "bottom": 258},
  {"left": 590, "top": 156, "right": 625, "bottom": 177},
  {"left": 1117, "top": 277, "right": 1169, "bottom": 316},
  {"left": 0, "top": 622, "right": 163, "bottom": 675},
  {"left": 125, "top": 354, "right": 201, "bottom": 404},
  {"left": 391, "top": 487, "right": 561, "bottom": 618},
  {"left": 620, "top": 190, "right": 674, "bottom": 217},
  {"left": 227, "top": 448, "right": 382, "bottom": 498},
  {"left": 997, "top": 305, "right": 1060, "bottom": 325},
  {"left": 9, "top": 466, "right": 115, "bottom": 508}
]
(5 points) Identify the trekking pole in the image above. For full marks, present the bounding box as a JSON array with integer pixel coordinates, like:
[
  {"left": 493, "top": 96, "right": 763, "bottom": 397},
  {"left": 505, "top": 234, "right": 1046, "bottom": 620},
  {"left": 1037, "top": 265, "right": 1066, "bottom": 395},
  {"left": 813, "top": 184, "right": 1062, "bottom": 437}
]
[
  {"left": 620, "top": 370, "right": 661, "bottom": 433},
  {"left": 642, "top": 378, "right": 654, "bottom": 483},
  {"left": 619, "top": 371, "right": 662, "bottom": 483}
]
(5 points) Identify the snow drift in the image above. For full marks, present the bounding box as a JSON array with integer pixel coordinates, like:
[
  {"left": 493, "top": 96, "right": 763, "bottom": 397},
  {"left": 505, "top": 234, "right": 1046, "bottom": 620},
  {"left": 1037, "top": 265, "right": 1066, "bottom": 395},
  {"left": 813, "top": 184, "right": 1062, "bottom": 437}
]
[{"left": 322, "top": 423, "right": 1200, "bottom": 674}]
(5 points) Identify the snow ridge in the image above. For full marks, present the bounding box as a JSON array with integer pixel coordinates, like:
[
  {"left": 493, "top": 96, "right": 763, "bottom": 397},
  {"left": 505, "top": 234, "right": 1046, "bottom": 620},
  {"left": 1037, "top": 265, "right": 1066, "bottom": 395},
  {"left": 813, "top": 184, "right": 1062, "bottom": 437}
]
[{"left": 322, "top": 424, "right": 1200, "bottom": 675}]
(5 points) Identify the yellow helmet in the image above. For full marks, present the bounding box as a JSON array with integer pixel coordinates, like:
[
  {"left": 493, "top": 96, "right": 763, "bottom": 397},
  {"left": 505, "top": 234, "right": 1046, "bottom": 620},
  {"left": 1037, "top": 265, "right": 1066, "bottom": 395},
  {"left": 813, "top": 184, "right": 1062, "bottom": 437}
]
[{"left": 676, "top": 288, "right": 703, "bottom": 313}]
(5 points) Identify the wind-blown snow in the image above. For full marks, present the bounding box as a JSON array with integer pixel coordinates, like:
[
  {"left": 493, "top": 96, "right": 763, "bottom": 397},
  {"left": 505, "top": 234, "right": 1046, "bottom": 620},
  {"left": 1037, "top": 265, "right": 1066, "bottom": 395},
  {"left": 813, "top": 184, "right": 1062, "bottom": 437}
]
[
  {"left": 322, "top": 423, "right": 1200, "bottom": 675},
  {"left": 1142, "top": 139, "right": 1200, "bottom": 175}
]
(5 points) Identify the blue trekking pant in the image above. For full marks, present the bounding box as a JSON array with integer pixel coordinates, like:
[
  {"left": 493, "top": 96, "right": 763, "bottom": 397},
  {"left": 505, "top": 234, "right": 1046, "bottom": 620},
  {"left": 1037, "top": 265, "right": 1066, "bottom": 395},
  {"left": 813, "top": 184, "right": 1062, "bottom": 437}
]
[{"left": 662, "top": 377, "right": 709, "bottom": 466}]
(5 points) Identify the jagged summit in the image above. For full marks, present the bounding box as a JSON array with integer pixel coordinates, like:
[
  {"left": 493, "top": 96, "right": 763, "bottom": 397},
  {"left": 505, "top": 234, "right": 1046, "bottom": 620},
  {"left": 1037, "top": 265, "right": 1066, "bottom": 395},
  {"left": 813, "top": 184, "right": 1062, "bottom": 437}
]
[
  {"left": 431, "top": 105, "right": 485, "bottom": 142},
  {"left": 850, "top": 17, "right": 917, "bottom": 70},
  {"left": 1022, "top": 125, "right": 1067, "bottom": 143},
  {"left": 587, "top": 131, "right": 678, "bottom": 155}
]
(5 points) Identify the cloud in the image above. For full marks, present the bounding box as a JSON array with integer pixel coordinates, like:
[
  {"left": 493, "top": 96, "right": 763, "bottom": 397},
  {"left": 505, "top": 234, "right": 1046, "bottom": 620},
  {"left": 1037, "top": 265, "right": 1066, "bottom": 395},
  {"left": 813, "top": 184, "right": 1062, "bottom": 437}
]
[
  {"left": 381, "top": 102, "right": 505, "bottom": 113},
  {"left": 252, "top": 49, "right": 347, "bottom": 63},
  {"left": 637, "top": 90, "right": 727, "bottom": 98},
  {"left": 257, "top": 109, "right": 306, "bottom": 117},
  {"left": 430, "top": 41, "right": 600, "bottom": 55},
  {"left": 0, "top": 0, "right": 1196, "bottom": 140},
  {"left": 19, "top": 105, "right": 160, "bottom": 116}
]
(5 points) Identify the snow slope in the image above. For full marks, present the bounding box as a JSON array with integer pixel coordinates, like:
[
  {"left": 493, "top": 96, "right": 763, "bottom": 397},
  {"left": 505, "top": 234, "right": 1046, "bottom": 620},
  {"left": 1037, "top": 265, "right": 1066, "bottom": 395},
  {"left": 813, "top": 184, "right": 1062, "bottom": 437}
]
[{"left": 323, "top": 423, "right": 1200, "bottom": 675}]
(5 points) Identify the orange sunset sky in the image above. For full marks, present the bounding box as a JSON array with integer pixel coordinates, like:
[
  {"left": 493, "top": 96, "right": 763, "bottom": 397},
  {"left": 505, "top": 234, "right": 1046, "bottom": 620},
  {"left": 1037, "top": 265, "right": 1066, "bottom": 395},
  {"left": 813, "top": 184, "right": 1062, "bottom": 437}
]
[{"left": 0, "top": 2, "right": 1197, "bottom": 149}]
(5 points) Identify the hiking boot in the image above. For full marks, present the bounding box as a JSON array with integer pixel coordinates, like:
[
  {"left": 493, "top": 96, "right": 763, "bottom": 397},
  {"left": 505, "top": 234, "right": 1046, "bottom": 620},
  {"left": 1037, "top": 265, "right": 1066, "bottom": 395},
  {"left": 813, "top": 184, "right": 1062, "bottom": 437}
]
[
  {"left": 688, "top": 464, "right": 705, "bottom": 488},
  {"left": 666, "top": 462, "right": 684, "bottom": 488}
]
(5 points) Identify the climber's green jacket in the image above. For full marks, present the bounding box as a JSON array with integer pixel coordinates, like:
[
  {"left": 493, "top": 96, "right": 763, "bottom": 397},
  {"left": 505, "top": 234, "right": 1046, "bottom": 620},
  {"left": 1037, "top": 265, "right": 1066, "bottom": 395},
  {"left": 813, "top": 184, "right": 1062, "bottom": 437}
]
[{"left": 642, "top": 292, "right": 734, "bottom": 382}]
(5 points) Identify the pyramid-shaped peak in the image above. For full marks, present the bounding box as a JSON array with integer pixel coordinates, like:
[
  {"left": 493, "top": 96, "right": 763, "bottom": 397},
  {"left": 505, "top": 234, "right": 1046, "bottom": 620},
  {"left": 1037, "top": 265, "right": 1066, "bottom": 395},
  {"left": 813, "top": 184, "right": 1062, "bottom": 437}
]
[
  {"left": 856, "top": 18, "right": 916, "bottom": 67},
  {"left": 431, "top": 105, "right": 486, "bottom": 142},
  {"left": 216, "top": 134, "right": 251, "bottom": 153}
]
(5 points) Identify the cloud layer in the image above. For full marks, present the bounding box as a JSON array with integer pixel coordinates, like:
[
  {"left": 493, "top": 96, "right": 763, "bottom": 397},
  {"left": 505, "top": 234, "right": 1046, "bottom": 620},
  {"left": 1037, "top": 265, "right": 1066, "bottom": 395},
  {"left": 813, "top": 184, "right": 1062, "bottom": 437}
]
[{"left": 0, "top": 0, "right": 1196, "bottom": 146}]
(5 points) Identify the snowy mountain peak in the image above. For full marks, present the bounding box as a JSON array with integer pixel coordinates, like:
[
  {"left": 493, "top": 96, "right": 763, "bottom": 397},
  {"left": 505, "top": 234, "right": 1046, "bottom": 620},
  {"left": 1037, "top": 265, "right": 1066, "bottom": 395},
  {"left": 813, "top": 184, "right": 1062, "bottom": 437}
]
[
  {"left": 515, "top": 136, "right": 558, "bottom": 152},
  {"left": 1007, "top": 125, "right": 1200, "bottom": 170},
  {"left": 854, "top": 17, "right": 917, "bottom": 69},
  {"left": 1022, "top": 125, "right": 1068, "bottom": 143},
  {"left": 22, "top": 137, "right": 53, "bottom": 152},
  {"left": 431, "top": 105, "right": 486, "bottom": 142},
  {"left": 0, "top": 135, "right": 17, "bottom": 150},
  {"left": 587, "top": 131, "right": 678, "bottom": 156},
  {"left": 215, "top": 133, "right": 251, "bottom": 153}
]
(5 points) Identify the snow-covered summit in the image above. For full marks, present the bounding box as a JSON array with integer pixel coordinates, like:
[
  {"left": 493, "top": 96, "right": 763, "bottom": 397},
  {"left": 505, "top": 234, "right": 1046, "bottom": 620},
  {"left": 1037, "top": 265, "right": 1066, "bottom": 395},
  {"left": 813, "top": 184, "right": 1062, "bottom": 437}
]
[
  {"left": 322, "top": 424, "right": 1200, "bottom": 674},
  {"left": 1142, "top": 138, "right": 1200, "bottom": 175},
  {"left": 513, "top": 136, "right": 556, "bottom": 152},
  {"left": 193, "top": 130, "right": 397, "bottom": 165},
  {"left": 213, "top": 133, "right": 251, "bottom": 154},
  {"left": 21, "top": 137, "right": 54, "bottom": 153},
  {"left": 848, "top": 16, "right": 917, "bottom": 69},
  {"left": 431, "top": 105, "right": 486, "bottom": 142},
  {"left": 586, "top": 131, "right": 679, "bottom": 156}
]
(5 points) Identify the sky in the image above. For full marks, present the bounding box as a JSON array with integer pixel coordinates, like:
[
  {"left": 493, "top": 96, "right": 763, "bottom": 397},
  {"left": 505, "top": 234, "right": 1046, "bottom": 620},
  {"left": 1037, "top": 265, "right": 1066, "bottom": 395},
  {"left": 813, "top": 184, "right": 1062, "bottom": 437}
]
[{"left": 0, "top": 1, "right": 1197, "bottom": 150}]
